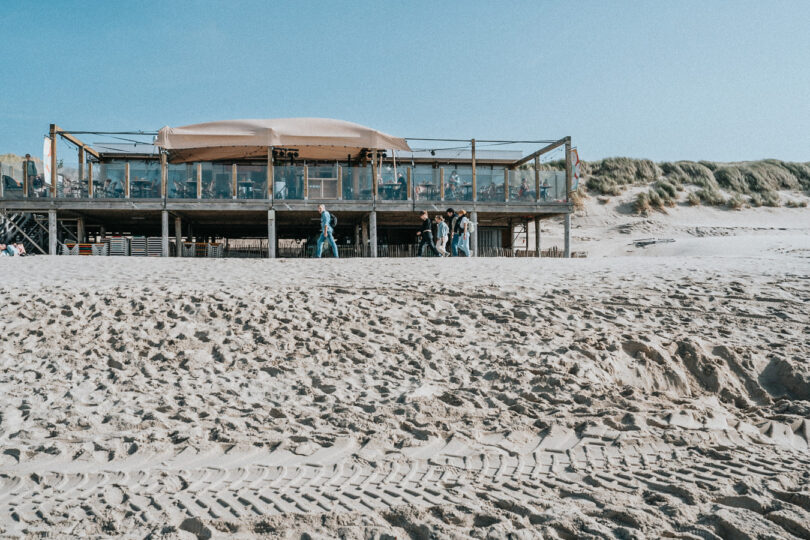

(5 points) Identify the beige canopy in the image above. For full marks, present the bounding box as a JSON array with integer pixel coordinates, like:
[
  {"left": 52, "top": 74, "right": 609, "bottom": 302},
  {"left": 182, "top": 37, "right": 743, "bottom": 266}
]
[{"left": 155, "top": 118, "right": 411, "bottom": 163}]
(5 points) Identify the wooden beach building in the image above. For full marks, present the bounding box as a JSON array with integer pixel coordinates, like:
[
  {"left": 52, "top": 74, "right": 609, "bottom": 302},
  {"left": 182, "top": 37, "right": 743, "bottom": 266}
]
[{"left": 0, "top": 118, "right": 575, "bottom": 257}]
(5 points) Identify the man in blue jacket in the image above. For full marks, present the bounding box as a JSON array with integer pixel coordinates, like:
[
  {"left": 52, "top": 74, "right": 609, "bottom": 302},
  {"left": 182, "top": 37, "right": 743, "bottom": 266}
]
[{"left": 316, "top": 204, "right": 339, "bottom": 258}]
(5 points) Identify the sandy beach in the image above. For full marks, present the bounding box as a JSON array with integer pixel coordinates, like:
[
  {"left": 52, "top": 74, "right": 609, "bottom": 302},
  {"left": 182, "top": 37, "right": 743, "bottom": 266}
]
[{"left": 1, "top": 199, "right": 809, "bottom": 538}]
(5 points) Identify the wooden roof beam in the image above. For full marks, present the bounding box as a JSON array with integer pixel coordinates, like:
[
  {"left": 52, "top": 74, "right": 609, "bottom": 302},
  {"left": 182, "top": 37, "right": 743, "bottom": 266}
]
[
  {"left": 52, "top": 125, "right": 101, "bottom": 159},
  {"left": 511, "top": 136, "right": 569, "bottom": 169}
]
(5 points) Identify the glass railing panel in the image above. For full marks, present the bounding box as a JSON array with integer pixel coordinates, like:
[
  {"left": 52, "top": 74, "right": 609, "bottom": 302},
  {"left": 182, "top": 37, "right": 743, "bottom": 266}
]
[
  {"left": 168, "top": 163, "right": 197, "bottom": 199},
  {"left": 2, "top": 164, "right": 25, "bottom": 199},
  {"left": 509, "top": 168, "right": 536, "bottom": 201},
  {"left": 476, "top": 165, "right": 505, "bottom": 202},
  {"left": 413, "top": 165, "right": 440, "bottom": 201},
  {"left": 129, "top": 160, "right": 161, "bottom": 198},
  {"left": 237, "top": 164, "right": 267, "bottom": 199},
  {"left": 547, "top": 170, "right": 567, "bottom": 202},
  {"left": 341, "top": 165, "right": 372, "bottom": 200},
  {"left": 443, "top": 165, "right": 473, "bottom": 201},
  {"left": 201, "top": 162, "right": 231, "bottom": 199},
  {"left": 378, "top": 164, "right": 408, "bottom": 201},
  {"left": 25, "top": 160, "right": 47, "bottom": 198},
  {"left": 94, "top": 161, "right": 126, "bottom": 198},
  {"left": 274, "top": 164, "right": 305, "bottom": 200},
  {"left": 307, "top": 164, "right": 339, "bottom": 200}
]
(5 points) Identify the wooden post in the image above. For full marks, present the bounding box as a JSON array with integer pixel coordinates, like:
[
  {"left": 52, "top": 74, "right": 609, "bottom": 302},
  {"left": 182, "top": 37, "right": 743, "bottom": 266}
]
[
  {"left": 232, "top": 163, "right": 237, "bottom": 199},
  {"left": 267, "top": 148, "right": 273, "bottom": 201},
  {"left": 267, "top": 209, "right": 276, "bottom": 258},
  {"left": 471, "top": 139, "right": 476, "bottom": 202},
  {"left": 0, "top": 162, "right": 4, "bottom": 198},
  {"left": 337, "top": 165, "right": 343, "bottom": 200},
  {"left": 369, "top": 211, "right": 377, "bottom": 257},
  {"left": 125, "top": 162, "right": 131, "bottom": 198},
  {"left": 49, "top": 125, "right": 57, "bottom": 198},
  {"left": 174, "top": 216, "right": 182, "bottom": 257},
  {"left": 303, "top": 165, "right": 309, "bottom": 200},
  {"left": 371, "top": 150, "right": 378, "bottom": 201},
  {"left": 406, "top": 167, "right": 412, "bottom": 200},
  {"left": 440, "top": 168, "right": 445, "bottom": 201},
  {"left": 88, "top": 162, "right": 93, "bottom": 198},
  {"left": 354, "top": 223, "right": 360, "bottom": 247},
  {"left": 23, "top": 154, "right": 29, "bottom": 197},
  {"left": 565, "top": 137, "right": 573, "bottom": 201},
  {"left": 161, "top": 210, "right": 169, "bottom": 257},
  {"left": 48, "top": 210, "right": 57, "bottom": 255},
  {"left": 77, "top": 217, "right": 85, "bottom": 243},
  {"left": 564, "top": 213, "right": 571, "bottom": 258},
  {"left": 160, "top": 153, "right": 167, "bottom": 198},
  {"left": 535, "top": 217, "right": 541, "bottom": 257},
  {"left": 504, "top": 168, "right": 510, "bottom": 202},
  {"left": 196, "top": 163, "right": 202, "bottom": 199},
  {"left": 361, "top": 219, "right": 368, "bottom": 252},
  {"left": 534, "top": 157, "right": 540, "bottom": 203},
  {"left": 78, "top": 147, "right": 85, "bottom": 194},
  {"left": 525, "top": 219, "right": 530, "bottom": 256}
]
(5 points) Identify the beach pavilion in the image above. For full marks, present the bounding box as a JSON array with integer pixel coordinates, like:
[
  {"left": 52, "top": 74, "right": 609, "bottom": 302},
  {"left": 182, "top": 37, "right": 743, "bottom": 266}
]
[{"left": 0, "top": 118, "right": 575, "bottom": 257}]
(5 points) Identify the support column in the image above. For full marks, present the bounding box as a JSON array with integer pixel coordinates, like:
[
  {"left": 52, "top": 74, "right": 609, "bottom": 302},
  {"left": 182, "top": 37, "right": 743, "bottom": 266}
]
[
  {"left": 354, "top": 223, "right": 360, "bottom": 247},
  {"left": 535, "top": 217, "right": 541, "bottom": 257},
  {"left": 77, "top": 217, "right": 85, "bottom": 243},
  {"left": 49, "top": 125, "right": 57, "bottom": 198},
  {"left": 361, "top": 219, "right": 369, "bottom": 254},
  {"left": 369, "top": 211, "right": 377, "bottom": 258},
  {"left": 564, "top": 213, "right": 571, "bottom": 258},
  {"left": 48, "top": 210, "right": 57, "bottom": 255},
  {"left": 267, "top": 209, "right": 276, "bottom": 258},
  {"left": 174, "top": 216, "right": 182, "bottom": 257},
  {"left": 161, "top": 210, "right": 169, "bottom": 257},
  {"left": 100, "top": 226, "right": 106, "bottom": 240},
  {"left": 470, "top": 211, "right": 478, "bottom": 256}
]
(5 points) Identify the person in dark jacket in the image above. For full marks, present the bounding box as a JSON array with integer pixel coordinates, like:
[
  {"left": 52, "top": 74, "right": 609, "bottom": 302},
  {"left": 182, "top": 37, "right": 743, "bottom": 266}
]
[{"left": 416, "top": 210, "right": 440, "bottom": 257}]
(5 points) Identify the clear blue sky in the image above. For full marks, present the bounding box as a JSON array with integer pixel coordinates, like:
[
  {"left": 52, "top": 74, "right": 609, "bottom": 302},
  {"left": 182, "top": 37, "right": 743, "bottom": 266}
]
[{"left": 1, "top": 0, "right": 808, "bottom": 162}]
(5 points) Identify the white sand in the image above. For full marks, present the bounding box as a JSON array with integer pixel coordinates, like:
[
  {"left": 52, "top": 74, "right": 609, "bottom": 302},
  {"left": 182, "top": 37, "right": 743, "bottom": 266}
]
[{"left": 0, "top": 198, "right": 809, "bottom": 538}]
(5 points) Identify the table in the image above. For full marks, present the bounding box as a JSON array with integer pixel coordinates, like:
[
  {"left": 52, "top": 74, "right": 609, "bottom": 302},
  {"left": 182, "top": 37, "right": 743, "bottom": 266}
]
[
  {"left": 379, "top": 183, "right": 405, "bottom": 200},
  {"left": 238, "top": 180, "right": 255, "bottom": 198},
  {"left": 131, "top": 179, "right": 155, "bottom": 198}
]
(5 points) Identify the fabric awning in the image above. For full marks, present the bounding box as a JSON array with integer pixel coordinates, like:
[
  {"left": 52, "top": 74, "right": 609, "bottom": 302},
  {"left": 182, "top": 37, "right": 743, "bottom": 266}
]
[{"left": 155, "top": 118, "right": 411, "bottom": 163}]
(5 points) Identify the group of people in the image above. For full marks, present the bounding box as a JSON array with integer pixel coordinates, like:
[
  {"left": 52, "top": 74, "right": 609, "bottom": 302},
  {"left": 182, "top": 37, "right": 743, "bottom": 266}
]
[
  {"left": 0, "top": 243, "right": 26, "bottom": 256},
  {"left": 417, "top": 208, "right": 472, "bottom": 257}
]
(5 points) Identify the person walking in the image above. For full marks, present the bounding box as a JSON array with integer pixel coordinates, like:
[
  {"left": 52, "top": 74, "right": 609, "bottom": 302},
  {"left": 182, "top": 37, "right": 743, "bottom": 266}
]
[
  {"left": 446, "top": 208, "right": 460, "bottom": 256},
  {"left": 315, "top": 204, "right": 339, "bottom": 258},
  {"left": 456, "top": 210, "right": 471, "bottom": 257},
  {"left": 434, "top": 215, "right": 449, "bottom": 256},
  {"left": 416, "top": 210, "right": 441, "bottom": 257}
]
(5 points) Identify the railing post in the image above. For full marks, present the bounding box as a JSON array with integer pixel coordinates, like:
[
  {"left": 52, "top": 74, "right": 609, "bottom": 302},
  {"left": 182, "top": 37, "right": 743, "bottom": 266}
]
[
  {"left": 440, "top": 168, "right": 445, "bottom": 201},
  {"left": 267, "top": 148, "right": 273, "bottom": 201},
  {"left": 78, "top": 146, "right": 85, "bottom": 195},
  {"left": 337, "top": 165, "right": 343, "bottom": 200},
  {"left": 23, "top": 154, "right": 29, "bottom": 197},
  {"left": 0, "top": 162, "right": 4, "bottom": 199},
  {"left": 88, "top": 161, "right": 93, "bottom": 198},
  {"left": 406, "top": 167, "right": 412, "bottom": 201},
  {"left": 196, "top": 163, "right": 202, "bottom": 199},
  {"left": 371, "top": 150, "right": 378, "bottom": 202},
  {"left": 565, "top": 136, "right": 573, "bottom": 202},
  {"left": 534, "top": 157, "right": 540, "bottom": 203},
  {"left": 125, "top": 162, "right": 131, "bottom": 198},
  {"left": 303, "top": 165, "right": 309, "bottom": 199},
  {"left": 471, "top": 139, "right": 476, "bottom": 202},
  {"left": 231, "top": 163, "right": 237, "bottom": 199},
  {"left": 160, "top": 153, "right": 167, "bottom": 199},
  {"left": 504, "top": 168, "right": 509, "bottom": 202},
  {"left": 49, "top": 125, "right": 57, "bottom": 198}
]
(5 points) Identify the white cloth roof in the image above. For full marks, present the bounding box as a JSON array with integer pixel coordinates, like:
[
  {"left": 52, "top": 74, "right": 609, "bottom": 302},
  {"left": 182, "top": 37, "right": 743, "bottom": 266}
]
[{"left": 155, "top": 118, "right": 411, "bottom": 162}]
